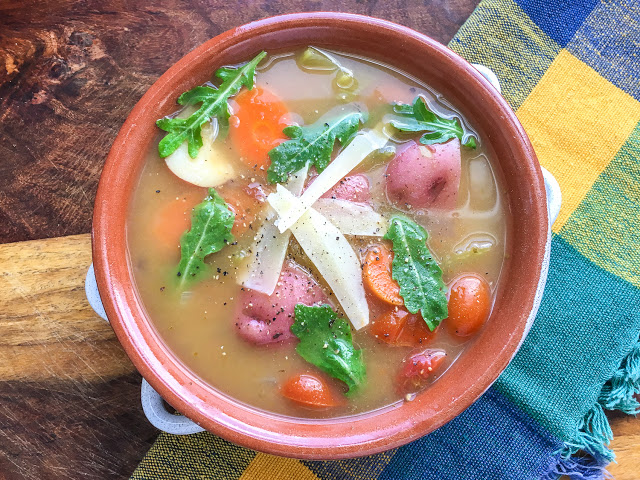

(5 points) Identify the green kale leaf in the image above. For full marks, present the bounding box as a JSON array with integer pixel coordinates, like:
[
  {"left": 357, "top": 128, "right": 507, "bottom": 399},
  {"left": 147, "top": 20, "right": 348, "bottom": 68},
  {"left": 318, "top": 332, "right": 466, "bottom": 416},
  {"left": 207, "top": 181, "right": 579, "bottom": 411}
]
[
  {"left": 266, "top": 111, "right": 364, "bottom": 184},
  {"left": 176, "top": 188, "right": 235, "bottom": 287},
  {"left": 292, "top": 304, "right": 366, "bottom": 394},
  {"left": 156, "top": 51, "right": 266, "bottom": 159},
  {"left": 383, "top": 216, "right": 448, "bottom": 331},
  {"left": 390, "top": 97, "right": 476, "bottom": 148}
]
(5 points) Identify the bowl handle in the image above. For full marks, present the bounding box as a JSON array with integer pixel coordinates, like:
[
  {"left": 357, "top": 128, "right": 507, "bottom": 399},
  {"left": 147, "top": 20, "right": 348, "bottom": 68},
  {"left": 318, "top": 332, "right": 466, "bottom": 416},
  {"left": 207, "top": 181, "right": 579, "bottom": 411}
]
[
  {"left": 85, "top": 264, "right": 205, "bottom": 435},
  {"left": 541, "top": 166, "right": 562, "bottom": 226},
  {"left": 471, "top": 64, "right": 501, "bottom": 93},
  {"left": 141, "top": 378, "right": 206, "bottom": 435},
  {"left": 85, "top": 264, "right": 108, "bottom": 321},
  {"left": 468, "top": 64, "right": 561, "bottom": 226}
]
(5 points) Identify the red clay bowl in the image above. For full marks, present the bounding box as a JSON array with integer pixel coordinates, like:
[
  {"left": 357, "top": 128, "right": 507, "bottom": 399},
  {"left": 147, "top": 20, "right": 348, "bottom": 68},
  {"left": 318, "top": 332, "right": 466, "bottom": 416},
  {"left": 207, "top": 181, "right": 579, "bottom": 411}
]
[{"left": 93, "top": 12, "right": 547, "bottom": 459}]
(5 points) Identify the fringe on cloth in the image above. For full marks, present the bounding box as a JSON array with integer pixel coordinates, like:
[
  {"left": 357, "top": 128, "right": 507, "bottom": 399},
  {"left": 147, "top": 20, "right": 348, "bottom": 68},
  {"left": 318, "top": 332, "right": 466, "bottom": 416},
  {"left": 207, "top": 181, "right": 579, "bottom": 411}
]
[{"left": 542, "top": 338, "right": 640, "bottom": 479}]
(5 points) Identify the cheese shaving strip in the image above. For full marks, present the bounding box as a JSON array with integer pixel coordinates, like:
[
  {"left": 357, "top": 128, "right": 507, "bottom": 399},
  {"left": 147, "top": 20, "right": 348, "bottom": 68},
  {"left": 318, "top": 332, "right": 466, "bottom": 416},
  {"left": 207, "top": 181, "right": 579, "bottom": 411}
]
[
  {"left": 313, "top": 199, "right": 387, "bottom": 236},
  {"left": 238, "top": 166, "right": 308, "bottom": 295},
  {"left": 268, "top": 185, "right": 370, "bottom": 330},
  {"left": 273, "top": 127, "right": 389, "bottom": 233}
]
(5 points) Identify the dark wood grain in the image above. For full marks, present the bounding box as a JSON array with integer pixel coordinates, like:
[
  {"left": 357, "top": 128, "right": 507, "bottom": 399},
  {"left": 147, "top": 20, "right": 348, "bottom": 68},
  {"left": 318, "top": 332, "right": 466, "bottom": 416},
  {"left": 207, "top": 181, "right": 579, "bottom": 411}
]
[
  {"left": 0, "top": 0, "right": 479, "bottom": 245},
  {"left": 0, "top": 2, "right": 481, "bottom": 478},
  {"left": 0, "top": 375, "right": 158, "bottom": 480}
]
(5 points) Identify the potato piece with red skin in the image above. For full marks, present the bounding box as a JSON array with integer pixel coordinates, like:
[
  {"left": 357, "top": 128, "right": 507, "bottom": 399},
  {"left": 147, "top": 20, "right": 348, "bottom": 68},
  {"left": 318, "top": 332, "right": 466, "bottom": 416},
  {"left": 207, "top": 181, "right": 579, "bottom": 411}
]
[
  {"left": 321, "top": 174, "right": 371, "bottom": 204},
  {"left": 234, "top": 262, "right": 327, "bottom": 345},
  {"left": 306, "top": 173, "right": 371, "bottom": 204},
  {"left": 385, "top": 139, "right": 461, "bottom": 210},
  {"left": 396, "top": 348, "right": 447, "bottom": 395}
]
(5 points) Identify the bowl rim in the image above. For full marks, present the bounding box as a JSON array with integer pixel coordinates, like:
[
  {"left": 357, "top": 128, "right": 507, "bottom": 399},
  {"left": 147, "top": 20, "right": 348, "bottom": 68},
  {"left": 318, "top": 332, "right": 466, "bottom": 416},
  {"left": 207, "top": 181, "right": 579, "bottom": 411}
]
[{"left": 93, "top": 11, "right": 548, "bottom": 459}]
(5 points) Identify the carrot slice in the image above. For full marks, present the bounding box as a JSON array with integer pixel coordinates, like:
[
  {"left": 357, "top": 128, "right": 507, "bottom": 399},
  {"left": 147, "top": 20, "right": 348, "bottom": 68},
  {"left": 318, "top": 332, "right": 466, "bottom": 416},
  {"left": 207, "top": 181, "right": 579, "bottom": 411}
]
[
  {"left": 370, "top": 307, "right": 434, "bottom": 347},
  {"left": 281, "top": 373, "right": 344, "bottom": 408},
  {"left": 363, "top": 244, "right": 404, "bottom": 306},
  {"left": 446, "top": 275, "right": 491, "bottom": 337},
  {"left": 229, "top": 87, "right": 290, "bottom": 169},
  {"left": 217, "top": 182, "right": 265, "bottom": 236},
  {"left": 152, "top": 190, "right": 206, "bottom": 253}
]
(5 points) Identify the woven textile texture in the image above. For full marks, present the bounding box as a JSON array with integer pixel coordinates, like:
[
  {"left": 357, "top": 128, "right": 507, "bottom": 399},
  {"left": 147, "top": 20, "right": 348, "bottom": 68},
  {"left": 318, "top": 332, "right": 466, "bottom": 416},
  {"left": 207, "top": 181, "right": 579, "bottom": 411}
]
[{"left": 131, "top": 0, "right": 640, "bottom": 478}]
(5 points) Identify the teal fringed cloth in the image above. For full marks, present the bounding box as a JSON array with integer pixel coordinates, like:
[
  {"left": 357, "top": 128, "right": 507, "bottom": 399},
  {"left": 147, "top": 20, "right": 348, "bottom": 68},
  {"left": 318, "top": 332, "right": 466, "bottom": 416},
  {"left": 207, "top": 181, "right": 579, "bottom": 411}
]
[{"left": 132, "top": 1, "right": 640, "bottom": 478}]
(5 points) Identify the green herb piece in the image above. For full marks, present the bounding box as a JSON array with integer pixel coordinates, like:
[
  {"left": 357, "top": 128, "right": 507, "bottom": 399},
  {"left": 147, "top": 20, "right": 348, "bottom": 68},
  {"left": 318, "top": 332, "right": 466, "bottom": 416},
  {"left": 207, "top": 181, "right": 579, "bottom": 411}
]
[
  {"left": 266, "top": 111, "right": 364, "bottom": 184},
  {"left": 390, "top": 97, "right": 476, "bottom": 148},
  {"left": 292, "top": 304, "right": 366, "bottom": 394},
  {"left": 156, "top": 51, "right": 267, "bottom": 159},
  {"left": 176, "top": 188, "right": 235, "bottom": 287},
  {"left": 297, "top": 46, "right": 339, "bottom": 72},
  {"left": 383, "top": 216, "right": 448, "bottom": 331}
]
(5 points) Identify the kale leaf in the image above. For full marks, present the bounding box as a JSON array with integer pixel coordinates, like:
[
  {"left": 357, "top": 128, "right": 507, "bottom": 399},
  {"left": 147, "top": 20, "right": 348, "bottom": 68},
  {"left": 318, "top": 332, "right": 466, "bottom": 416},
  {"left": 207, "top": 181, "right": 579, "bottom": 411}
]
[
  {"left": 266, "top": 111, "right": 364, "bottom": 184},
  {"left": 292, "top": 304, "right": 366, "bottom": 394},
  {"left": 383, "top": 216, "right": 448, "bottom": 331},
  {"left": 157, "top": 51, "right": 266, "bottom": 159},
  {"left": 176, "top": 188, "right": 235, "bottom": 287},
  {"left": 390, "top": 97, "right": 476, "bottom": 148}
]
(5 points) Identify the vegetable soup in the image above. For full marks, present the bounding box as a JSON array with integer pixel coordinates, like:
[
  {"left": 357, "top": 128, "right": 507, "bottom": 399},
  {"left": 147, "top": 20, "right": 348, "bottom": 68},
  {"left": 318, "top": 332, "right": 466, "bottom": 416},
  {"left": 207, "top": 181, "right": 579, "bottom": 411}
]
[{"left": 128, "top": 48, "right": 507, "bottom": 417}]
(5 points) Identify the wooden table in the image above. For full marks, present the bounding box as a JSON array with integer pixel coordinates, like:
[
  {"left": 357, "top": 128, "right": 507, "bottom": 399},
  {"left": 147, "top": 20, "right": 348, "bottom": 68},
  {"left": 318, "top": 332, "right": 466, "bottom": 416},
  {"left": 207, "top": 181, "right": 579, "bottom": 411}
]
[{"left": 1, "top": 1, "right": 637, "bottom": 479}]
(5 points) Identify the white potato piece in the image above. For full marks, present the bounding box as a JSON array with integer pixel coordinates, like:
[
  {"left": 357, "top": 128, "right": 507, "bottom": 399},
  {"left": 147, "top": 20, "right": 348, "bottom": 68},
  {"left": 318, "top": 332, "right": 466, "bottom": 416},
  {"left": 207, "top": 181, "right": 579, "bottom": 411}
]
[
  {"left": 165, "top": 122, "right": 236, "bottom": 187},
  {"left": 468, "top": 155, "right": 497, "bottom": 211}
]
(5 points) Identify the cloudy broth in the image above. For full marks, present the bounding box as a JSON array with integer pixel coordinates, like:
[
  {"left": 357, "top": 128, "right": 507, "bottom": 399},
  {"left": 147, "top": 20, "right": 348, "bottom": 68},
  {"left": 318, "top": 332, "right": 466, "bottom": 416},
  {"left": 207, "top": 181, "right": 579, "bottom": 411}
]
[{"left": 127, "top": 48, "right": 507, "bottom": 417}]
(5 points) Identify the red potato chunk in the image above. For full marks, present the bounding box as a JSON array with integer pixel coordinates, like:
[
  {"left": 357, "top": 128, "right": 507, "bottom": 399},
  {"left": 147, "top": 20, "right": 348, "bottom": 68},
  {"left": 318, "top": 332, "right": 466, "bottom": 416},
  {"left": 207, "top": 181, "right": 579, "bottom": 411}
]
[
  {"left": 321, "top": 174, "right": 371, "bottom": 203},
  {"left": 235, "top": 262, "right": 328, "bottom": 345},
  {"left": 306, "top": 174, "right": 371, "bottom": 204},
  {"left": 396, "top": 348, "right": 447, "bottom": 395},
  {"left": 385, "top": 139, "right": 461, "bottom": 210}
]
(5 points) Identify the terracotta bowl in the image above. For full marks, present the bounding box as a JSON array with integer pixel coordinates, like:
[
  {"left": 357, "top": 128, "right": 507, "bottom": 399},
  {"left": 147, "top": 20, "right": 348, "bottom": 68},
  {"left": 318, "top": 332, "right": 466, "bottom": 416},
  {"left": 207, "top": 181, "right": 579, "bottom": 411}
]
[{"left": 93, "top": 12, "right": 548, "bottom": 459}]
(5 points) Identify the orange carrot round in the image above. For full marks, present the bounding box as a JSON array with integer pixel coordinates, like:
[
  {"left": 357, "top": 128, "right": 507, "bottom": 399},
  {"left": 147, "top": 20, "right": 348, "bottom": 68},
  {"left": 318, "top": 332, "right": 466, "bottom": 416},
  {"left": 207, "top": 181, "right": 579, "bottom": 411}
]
[
  {"left": 363, "top": 244, "right": 404, "bottom": 306},
  {"left": 446, "top": 275, "right": 492, "bottom": 337},
  {"left": 217, "top": 183, "right": 265, "bottom": 236},
  {"left": 370, "top": 307, "right": 434, "bottom": 347},
  {"left": 229, "top": 87, "right": 290, "bottom": 169},
  {"left": 281, "top": 373, "right": 343, "bottom": 408},
  {"left": 152, "top": 190, "right": 206, "bottom": 253}
]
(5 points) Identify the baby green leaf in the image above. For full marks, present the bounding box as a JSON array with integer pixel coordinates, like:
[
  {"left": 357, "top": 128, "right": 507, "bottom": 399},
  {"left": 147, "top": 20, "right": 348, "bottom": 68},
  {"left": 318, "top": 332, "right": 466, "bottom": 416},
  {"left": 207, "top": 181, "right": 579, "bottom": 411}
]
[
  {"left": 157, "top": 51, "right": 267, "bottom": 159},
  {"left": 267, "top": 111, "right": 364, "bottom": 184},
  {"left": 292, "top": 304, "right": 366, "bottom": 394},
  {"left": 176, "top": 188, "right": 235, "bottom": 288},
  {"left": 390, "top": 97, "right": 476, "bottom": 148},
  {"left": 383, "top": 216, "right": 448, "bottom": 331}
]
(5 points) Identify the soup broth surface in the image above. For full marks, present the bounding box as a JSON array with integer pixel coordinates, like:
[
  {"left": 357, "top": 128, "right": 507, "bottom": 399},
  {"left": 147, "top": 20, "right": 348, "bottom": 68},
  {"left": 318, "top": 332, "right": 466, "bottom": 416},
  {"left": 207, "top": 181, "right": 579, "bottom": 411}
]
[{"left": 128, "top": 48, "right": 507, "bottom": 418}]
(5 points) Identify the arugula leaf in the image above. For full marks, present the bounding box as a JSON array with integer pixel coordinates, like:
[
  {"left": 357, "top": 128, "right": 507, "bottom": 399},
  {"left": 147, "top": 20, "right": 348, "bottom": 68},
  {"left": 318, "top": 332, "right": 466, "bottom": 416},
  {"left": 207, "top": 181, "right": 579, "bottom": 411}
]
[
  {"left": 390, "top": 97, "right": 476, "bottom": 148},
  {"left": 157, "top": 51, "right": 267, "bottom": 159},
  {"left": 267, "top": 111, "right": 364, "bottom": 184},
  {"left": 292, "top": 304, "right": 366, "bottom": 394},
  {"left": 383, "top": 216, "right": 448, "bottom": 331},
  {"left": 176, "top": 188, "right": 235, "bottom": 287}
]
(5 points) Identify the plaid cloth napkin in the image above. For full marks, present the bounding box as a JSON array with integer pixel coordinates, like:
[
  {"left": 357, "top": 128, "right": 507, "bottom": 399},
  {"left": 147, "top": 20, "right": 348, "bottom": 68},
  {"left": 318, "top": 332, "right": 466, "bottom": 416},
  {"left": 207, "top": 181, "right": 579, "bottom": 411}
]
[{"left": 131, "top": 0, "right": 640, "bottom": 478}]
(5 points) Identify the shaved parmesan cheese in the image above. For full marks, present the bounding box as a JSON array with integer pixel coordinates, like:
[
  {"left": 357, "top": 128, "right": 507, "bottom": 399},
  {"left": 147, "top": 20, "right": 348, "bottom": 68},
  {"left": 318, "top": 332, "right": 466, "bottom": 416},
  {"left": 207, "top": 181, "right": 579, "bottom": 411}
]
[
  {"left": 165, "top": 121, "right": 236, "bottom": 187},
  {"left": 313, "top": 199, "right": 387, "bottom": 236},
  {"left": 272, "top": 127, "right": 389, "bottom": 233},
  {"left": 268, "top": 185, "right": 370, "bottom": 330},
  {"left": 238, "top": 166, "right": 308, "bottom": 295}
]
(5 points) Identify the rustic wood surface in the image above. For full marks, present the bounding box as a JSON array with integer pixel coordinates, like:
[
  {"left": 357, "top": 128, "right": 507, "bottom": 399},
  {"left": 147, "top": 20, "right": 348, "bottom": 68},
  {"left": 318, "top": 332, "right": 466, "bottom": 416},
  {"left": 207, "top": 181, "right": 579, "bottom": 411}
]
[
  {"left": 1, "top": 1, "right": 638, "bottom": 480},
  {"left": 0, "top": 1, "right": 485, "bottom": 478}
]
